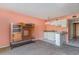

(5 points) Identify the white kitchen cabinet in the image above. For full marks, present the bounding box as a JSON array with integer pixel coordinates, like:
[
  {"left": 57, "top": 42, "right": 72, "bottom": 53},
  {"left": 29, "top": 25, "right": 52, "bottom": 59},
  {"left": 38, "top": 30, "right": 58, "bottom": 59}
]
[
  {"left": 55, "top": 33, "right": 60, "bottom": 46},
  {"left": 49, "top": 20, "right": 67, "bottom": 27},
  {"left": 44, "top": 32, "right": 55, "bottom": 44},
  {"left": 44, "top": 31, "right": 66, "bottom": 46}
]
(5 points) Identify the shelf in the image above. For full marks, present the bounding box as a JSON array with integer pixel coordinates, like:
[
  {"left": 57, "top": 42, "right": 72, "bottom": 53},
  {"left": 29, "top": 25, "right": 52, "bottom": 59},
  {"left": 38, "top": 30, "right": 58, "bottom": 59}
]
[
  {"left": 13, "top": 29, "right": 21, "bottom": 32},
  {"left": 10, "top": 23, "right": 34, "bottom": 48}
]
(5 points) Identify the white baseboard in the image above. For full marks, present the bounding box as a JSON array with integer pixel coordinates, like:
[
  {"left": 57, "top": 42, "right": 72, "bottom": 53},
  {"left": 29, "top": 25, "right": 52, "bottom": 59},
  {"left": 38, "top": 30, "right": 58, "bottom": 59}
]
[{"left": 0, "top": 45, "right": 10, "bottom": 48}]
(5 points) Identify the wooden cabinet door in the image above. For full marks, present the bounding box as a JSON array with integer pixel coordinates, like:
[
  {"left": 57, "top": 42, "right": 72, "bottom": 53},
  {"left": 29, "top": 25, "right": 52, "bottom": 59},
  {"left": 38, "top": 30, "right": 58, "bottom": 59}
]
[
  {"left": 22, "top": 29, "right": 32, "bottom": 39},
  {"left": 13, "top": 32, "right": 22, "bottom": 42}
]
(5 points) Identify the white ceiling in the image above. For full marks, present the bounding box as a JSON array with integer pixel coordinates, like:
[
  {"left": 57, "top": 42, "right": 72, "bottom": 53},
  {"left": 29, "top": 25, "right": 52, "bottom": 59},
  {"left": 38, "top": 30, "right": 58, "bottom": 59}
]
[{"left": 0, "top": 3, "right": 79, "bottom": 19}]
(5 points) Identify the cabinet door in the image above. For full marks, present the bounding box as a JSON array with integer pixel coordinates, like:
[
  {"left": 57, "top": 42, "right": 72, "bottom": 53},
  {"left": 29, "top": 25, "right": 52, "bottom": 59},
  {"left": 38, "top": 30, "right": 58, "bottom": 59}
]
[
  {"left": 55, "top": 33, "right": 60, "bottom": 46},
  {"left": 44, "top": 32, "right": 55, "bottom": 41},
  {"left": 23, "top": 28, "right": 32, "bottom": 39},
  {"left": 13, "top": 32, "right": 22, "bottom": 42}
]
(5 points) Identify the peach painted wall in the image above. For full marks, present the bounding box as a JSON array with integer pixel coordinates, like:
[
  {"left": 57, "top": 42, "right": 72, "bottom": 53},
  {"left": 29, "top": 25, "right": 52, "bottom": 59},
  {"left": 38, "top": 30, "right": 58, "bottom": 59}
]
[
  {"left": 48, "top": 13, "right": 79, "bottom": 22},
  {"left": 0, "top": 9, "right": 45, "bottom": 48},
  {"left": 45, "top": 24, "right": 67, "bottom": 32}
]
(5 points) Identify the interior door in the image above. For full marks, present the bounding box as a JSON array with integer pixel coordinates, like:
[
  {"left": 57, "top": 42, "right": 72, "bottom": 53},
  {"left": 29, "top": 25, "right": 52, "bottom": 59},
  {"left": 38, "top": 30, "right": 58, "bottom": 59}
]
[{"left": 75, "top": 23, "right": 79, "bottom": 39}]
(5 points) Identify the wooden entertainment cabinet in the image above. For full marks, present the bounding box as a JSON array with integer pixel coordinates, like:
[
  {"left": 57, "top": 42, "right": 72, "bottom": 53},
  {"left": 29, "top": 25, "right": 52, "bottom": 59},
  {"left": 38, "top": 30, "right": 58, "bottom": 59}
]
[{"left": 10, "top": 23, "right": 34, "bottom": 48}]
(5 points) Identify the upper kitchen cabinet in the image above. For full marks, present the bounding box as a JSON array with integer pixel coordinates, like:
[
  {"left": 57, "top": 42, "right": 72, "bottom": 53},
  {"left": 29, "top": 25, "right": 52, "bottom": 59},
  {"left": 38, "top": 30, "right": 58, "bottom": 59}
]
[{"left": 47, "top": 19, "right": 67, "bottom": 27}]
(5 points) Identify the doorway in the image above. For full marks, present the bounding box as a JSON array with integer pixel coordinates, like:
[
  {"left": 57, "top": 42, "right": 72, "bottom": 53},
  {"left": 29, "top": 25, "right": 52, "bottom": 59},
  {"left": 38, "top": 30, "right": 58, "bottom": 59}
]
[
  {"left": 73, "top": 23, "right": 79, "bottom": 40},
  {"left": 67, "top": 19, "right": 79, "bottom": 47}
]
